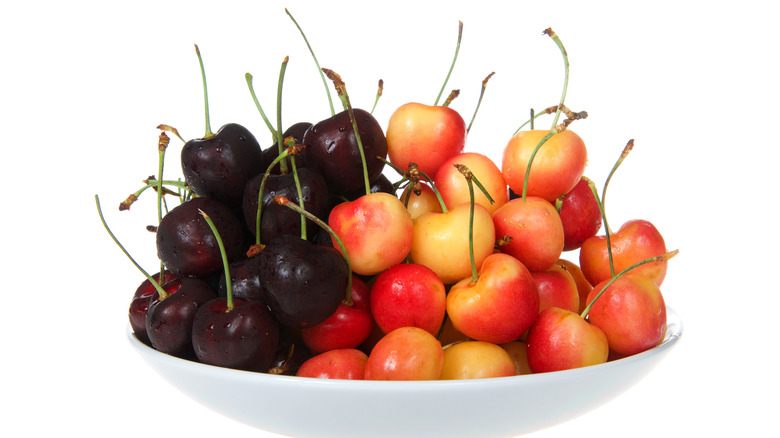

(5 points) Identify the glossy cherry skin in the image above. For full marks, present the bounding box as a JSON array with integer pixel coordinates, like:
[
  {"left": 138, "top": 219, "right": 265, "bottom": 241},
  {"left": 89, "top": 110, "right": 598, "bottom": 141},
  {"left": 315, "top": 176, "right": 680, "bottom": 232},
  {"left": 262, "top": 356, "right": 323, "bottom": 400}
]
[
  {"left": 242, "top": 168, "right": 329, "bottom": 243},
  {"left": 296, "top": 349, "right": 368, "bottom": 380},
  {"left": 302, "top": 108, "right": 388, "bottom": 196},
  {"left": 156, "top": 197, "right": 244, "bottom": 278},
  {"left": 191, "top": 297, "right": 280, "bottom": 372},
  {"left": 258, "top": 234, "right": 348, "bottom": 329},
  {"left": 129, "top": 271, "right": 177, "bottom": 345},
  {"left": 300, "top": 276, "right": 374, "bottom": 354},
  {"left": 261, "top": 122, "right": 313, "bottom": 174},
  {"left": 145, "top": 277, "right": 216, "bottom": 359},
  {"left": 181, "top": 123, "right": 264, "bottom": 207},
  {"left": 559, "top": 177, "right": 602, "bottom": 251},
  {"left": 217, "top": 256, "right": 263, "bottom": 301},
  {"left": 526, "top": 307, "right": 609, "bottom": 373}
]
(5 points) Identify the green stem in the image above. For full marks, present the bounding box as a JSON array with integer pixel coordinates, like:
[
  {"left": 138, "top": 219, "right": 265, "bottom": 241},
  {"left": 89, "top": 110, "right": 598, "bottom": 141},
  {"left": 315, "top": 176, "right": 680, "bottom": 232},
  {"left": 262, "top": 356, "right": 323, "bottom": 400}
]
[
  {"left": 199, "top": 209, "right": 233, "bottom": 310},
  {"left": 580, "top": 250, "right": 679, "bottom": 319},
  {"left": 285, "top": 8, "right": 335, "bottom": 116},
  {"left": 275, "top": 57, "right": 289, "bottom": 174},
  {"left": 322, "top": 69, "right": 370, "bottom": 195},
  {"left": 521, "top": 130, "right": 556, "bottom": 201},
  {"left": 255, "top": 148, "right": 296, "bottom": 244},
  {"left": 585, "top": 178, "right": 615, "bottom": 278},
  {"left": 156, "top": 133, "right": 167, "bottom": 277},
  {"left": 275, "top": 196, "right": 354, "bottom": 306},
  {"left": 543, "top": 29, "right": 570, "bottom": 129},
  {"left": 95, "top": 195, "right": 167, "bottom": 299},
  {"left": 371, "top": 79, "right": 384, "bottom": 114},
  {"left": 602, "top": 140, "right": 634, "bottom": 237},
  {"left": 194, "top": 44, "right": 214, "bottom": 139},
  {"left": 245, "top": 73, "right": 281, "bottom": 146},
  {"left": 434, "top": 21, "right": 463, "bottom": 106},
  {"left": 288, "top": 141, "right": 307, "bottom": 240},
  {"left": 418, "top": 170, "right": 448, "bottom": 213},
  {"left": 467, "top": 72, "right": 495, "bottom": 134}
]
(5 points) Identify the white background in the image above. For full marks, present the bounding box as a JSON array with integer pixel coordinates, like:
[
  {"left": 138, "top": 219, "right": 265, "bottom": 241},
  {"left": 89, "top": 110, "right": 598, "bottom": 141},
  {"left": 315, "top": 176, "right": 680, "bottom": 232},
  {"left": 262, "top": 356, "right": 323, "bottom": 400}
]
[{"left": 3, "top": 0, "right": 778, "bottom": 436}]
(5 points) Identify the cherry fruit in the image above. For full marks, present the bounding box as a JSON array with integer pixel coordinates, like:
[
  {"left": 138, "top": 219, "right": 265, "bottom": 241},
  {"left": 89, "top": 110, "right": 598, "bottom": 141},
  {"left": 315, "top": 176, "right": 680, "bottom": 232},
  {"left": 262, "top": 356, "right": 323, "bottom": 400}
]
[{"left": 155, "top": 197, "right": 244, "bottom": 278}]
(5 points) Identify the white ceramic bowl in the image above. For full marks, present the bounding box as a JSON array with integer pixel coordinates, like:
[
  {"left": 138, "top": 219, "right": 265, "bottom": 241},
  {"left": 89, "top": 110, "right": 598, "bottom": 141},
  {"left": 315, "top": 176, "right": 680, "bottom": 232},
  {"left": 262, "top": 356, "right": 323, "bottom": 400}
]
[{"left": 128, "top": 306, "right": 682, "bottom": 438}]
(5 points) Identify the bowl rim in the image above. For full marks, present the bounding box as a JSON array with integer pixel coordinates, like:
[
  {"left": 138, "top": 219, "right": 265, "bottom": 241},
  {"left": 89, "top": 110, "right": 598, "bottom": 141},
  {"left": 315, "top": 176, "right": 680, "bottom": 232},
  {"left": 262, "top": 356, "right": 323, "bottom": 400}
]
[{"left": 128, "top": 305, "right": 683, "bottom": 389}]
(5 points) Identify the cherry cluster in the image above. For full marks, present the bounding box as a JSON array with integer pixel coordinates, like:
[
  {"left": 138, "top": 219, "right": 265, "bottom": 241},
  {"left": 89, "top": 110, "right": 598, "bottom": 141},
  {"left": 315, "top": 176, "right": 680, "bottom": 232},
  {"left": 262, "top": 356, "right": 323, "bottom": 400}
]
[{"left": 100, "top": 15, "right": 676, "bottom": 380}]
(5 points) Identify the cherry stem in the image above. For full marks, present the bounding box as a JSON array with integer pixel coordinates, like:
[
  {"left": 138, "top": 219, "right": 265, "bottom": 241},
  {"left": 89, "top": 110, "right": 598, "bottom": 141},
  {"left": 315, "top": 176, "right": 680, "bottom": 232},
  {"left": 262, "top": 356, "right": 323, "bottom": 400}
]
[
  {"left": 580, "top": 250, "right": 679, "bottom": 320},
  {"left": 434, "top": 21, "right": 463, "bottom": 106},
  {"left": 455, "top": 165, "right": 479, "bottom": 285},
  {"left": 371, "top": 79, "right": 384, "bottom": 114},
  {"left": 156, "top": 124, "right": 185, "bottom": 143},
  {"left": 521, "top": 130, "right": 555, "bottom": 201},
  {"left": 199, "top": 209, "right": 234, "bottom": 310},
  {"left": 530, "top": 108, "right": 535, "bottom": 130},
  {"left": 255, "top": 145, "right": 301, "bottom": 244},
  {"left": 194, "top": 44, "right": 214, "bottom": 140},
  {"left": 467, "top": 72, "right": 495, "bottom": 134},
  {"left": 442, "top": 89, "right": 460, "bottom": 107},
  {"left": 95, "top": 195, "right": 168, "bottom": 299},
  {"left": 156, "top": 132, "right": 169, "bottom": 277},
  {"left": 419, "top": 169, "right": 448, "bottom": 213},
  {"left": 275, "top": 57, "right": 290, "bottom": 174},
  {"left": 285, "top": 8, "right": 335, "bottom": 116},
  {"left": 602, "top": 139, "right": 634, "bottom": 236},
  {"left": 585, "top": 177, "right": 615, "bottom": 277},
  {"left": 322, "top": 68, "right": 371, "bottom": 196},
  {"left": 119, "top": 179, "right": 187, "bottom": 211},
  {"left": 286, "top": 137, "right": 307, "bottom": 240},
  {"left": 543, "top": 28, "right": 570, "bottom": 129},
  {"left": 246, "top": 73, "right": 282, "bottom": 158},
  {"left": 274, "top": 196, "right": 354, "bottom": 306}
]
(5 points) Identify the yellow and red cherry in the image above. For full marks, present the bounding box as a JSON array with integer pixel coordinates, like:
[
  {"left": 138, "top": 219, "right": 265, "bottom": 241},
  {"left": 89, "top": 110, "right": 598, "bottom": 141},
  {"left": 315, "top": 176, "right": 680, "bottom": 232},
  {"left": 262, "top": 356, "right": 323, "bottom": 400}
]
[
  {"left": 296, "top": 348, "right": 368, "bottom": 380},
  {"left": 386, "top": 102, "right": 467, "bottom": 177},
  {"left": 364, "top": 326, "right": 444, "bottom": 380},
  {"left": 329, "top": 192, "right": 413, "bottom": 276},
  {"left": 500, "top": 341, "right": 532, "bottom": 375},
  {"left": 531, "top": 263, "right": 580, "bottom": 314},
  {"left": 501, "top": 129, "right": 587, "bottom": 203},
  {"left": 584, "top": 274, "right": 668, "bottom": 357},
  {"left": 447, "top": 252, "right": 539, "bottom": 344},
  {"left": 369, "top": 263, "right": 446, "bottom": 336},
  {"left": 434, "top": 152, "right": 508, "bottom": 214},
  {"left": 401, "top": 182, "right": 442, "bottom": 219},
  {"left": 555, "top": 258, "right": 593, "bottom": 314},
  {"left": 579, "top": 219, "right": 669, "bottom": 287},
  {"left": 440, "top": 341, "right": 516, "bottom": 379},
  {"left": 526, "top": 306, "right": 609, "bottom": 373},
  {"left": 300, "top": 276, "right": 374, "bottom": 354},
  {"left": 410, "top": 203, "right": 495, "bottom": 284},
  {"left": 559, "top": 176, "right": 603, "bottom": 251},
  {"left": 492, "top": 196, "right": 565, "bottom": 272}
]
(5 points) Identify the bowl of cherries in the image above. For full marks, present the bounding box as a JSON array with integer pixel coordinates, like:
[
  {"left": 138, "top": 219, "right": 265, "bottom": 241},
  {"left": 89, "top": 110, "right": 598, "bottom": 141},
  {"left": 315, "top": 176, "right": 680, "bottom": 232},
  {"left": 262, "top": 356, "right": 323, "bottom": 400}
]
[{"left": 100, "top": 15, "right": 682, "bottom": 438}]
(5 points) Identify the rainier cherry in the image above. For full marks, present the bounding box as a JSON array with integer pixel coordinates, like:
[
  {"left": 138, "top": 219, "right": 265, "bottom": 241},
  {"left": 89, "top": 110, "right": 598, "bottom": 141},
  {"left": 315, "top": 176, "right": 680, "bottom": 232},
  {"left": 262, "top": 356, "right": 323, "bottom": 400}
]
[{"left": 364, "top": 326, "right": 444, "bottom": 380}]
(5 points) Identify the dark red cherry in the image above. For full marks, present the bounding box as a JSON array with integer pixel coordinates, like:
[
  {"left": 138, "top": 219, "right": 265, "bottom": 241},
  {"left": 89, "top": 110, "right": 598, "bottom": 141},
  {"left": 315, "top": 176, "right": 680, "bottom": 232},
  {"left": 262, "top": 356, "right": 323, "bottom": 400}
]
[
  {"left": 181, "top": 123, "right": 264, "bottom": 207},
  {"left": 269, "top": 329, "right": 313, "bottom": 375},
  {"left": 156, "top": 197, "right": 244, "bottom": 278},
  {"left": 346, "top": 173, "right": 395, "bottom": 200},
  {"left": 261, "top": 122, "right": 313, "bottom": 174},
  {"left": 191, "top": 297, "right": 280, "bottom": 372},
  {"left": 242, "top": 168, "right": 329, "bottom": 243},
  {"left": 258, "top": 234, "right": 348, "bottom": 329},
  {"left": 302, "top": 109, "right": 387, "bottom": 195},
  {"left": 217, "top": 256, "right": 263, "bottom": 301},
  {"left": 129, "top": 271, "right": 177, "bottom": 345},
  {"left": 145, "top": 277, "right": 216, "bottom": 359}
]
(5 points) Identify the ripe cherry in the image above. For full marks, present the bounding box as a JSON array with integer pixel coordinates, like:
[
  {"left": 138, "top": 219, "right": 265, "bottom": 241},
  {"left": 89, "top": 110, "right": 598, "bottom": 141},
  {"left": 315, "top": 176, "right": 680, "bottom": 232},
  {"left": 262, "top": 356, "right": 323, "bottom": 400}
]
[{"left": 181, "top": 46, "right": 264, "bottom": 207}]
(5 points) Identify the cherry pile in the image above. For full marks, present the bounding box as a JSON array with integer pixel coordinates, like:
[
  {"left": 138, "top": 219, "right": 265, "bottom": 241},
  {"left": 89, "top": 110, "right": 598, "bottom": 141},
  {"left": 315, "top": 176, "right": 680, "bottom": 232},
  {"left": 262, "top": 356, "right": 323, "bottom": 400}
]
[{"left": 99, "top": 13, "right": 677, "bottom": 380}]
